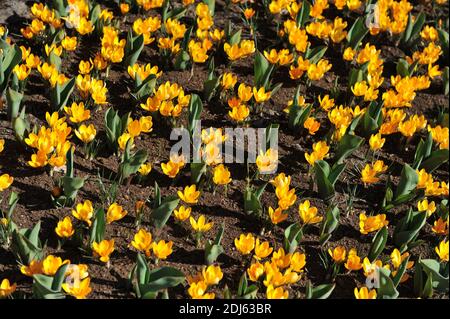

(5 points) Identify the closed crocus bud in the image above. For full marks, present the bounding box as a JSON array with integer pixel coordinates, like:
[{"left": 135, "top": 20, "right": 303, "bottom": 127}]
[
  {"left": 0, "top": 279, "right": 17, "bottom": 298},
  {"left": 78, "top": 60, "right": 93, "bottom": 75},
  {"left": 212, "top": 164, "right": 231, "bottom": 185},
  {"left": 131, "top": 229, "right": 152, "bottom": 257},
  {"left": 234, "top": 233, "right": 255, "bottom": 255},
  {"left": 328, "top": 246, "right": 347, "bottom": 263},
  {"left": 202, "top": 265, "right": 223, "bottom": 286},
  {"left": 343, "top": 47, "right": 355, "bottom": 61},
  {"left": 290, "top": 252, "right": 306, "bottom": 272},
  {"left": 13, "top": 64, "right": 31, "bottom": 81},
  {"left": 221, "top": 72, "right": 237, "bottom": 90},
  {"left": 120, "top": 3, "right": 130, "bottom": 15},
  {"left": 435, "top": 239, "right": 449, "bottom": 262},
  {"left": 417, "top": 199, "right": 436, "bottom": 217},
  {"left": 139, "top": 116, "right": 153, "bottom": 133},
  {"left": 247, "top": 262, "right": 265, "bottom": 281},
  {"left": 75, "top": 124, "right": 96, "bottom": 143},
  {"left": 0, "top": 174, "right": 13, "bottom": 191},
  {"left": 345, "top": 249, "right": 363, "bottom": 271},
  {"left": 55, "top": 216, "right": 75, "bottom": 238}
]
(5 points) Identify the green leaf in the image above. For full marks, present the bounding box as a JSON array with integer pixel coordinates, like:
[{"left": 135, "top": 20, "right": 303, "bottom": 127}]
[
  {"left": 153, "top": 181, "right": 162, "bottom": 209},
  {"left": 347, "top": 17, "right": 368, "bottom": 49},
  {"left": 393, "top": 210, "right": 426, "bottom": 250},
  {"left": 228, "top": 29, "right": 242, "bottom": 45},
  {"left": 296, "top": 1, "right": 311, "bottom": 27},
  {"left": 191, "top": 162, "right": 207, "bottom": 184},
  {"left": 284, "top": 222, "right": 303, "bottom": 253},
  {"left": 104, "top": 107, "right": 128, "bottom": 150},
  {"left": 89, "top": 208, "right": 106, "bottom": 244},
  {"left": 333, "top": 134, "right": 364, "bottom": 165},
  {"left": 368, "top": 226, "right": 387, "bottom": 262},
  {"left": 306, "top": 281, "right": 335, "bottom": 299},
  {"left": 134, "top": 74, "right": 157, "bottom": 101},
  {"left": 419, "top": 149, "right": 449, "bottom": 173},
  {"left": 401, "top": 13, "right": 425, "bottom": 48},
  {"left": 413, "top": 133, "right": 433, "bottom": 169},
  {"left": 377, "top": 268, "right": 399, "bottom": 299},
  {"left": 203, "top": 0, "right": 215, "bottom": 15},
  {"left": 49, "top": 52, "right": 61, "bottom": 71},
  {"left": 136, "top": 253, "right": 150, "bottom": 285},
  {"left": 265, "top": 124, "right": 279, "bottom": 151},
  {"left": 314, "top": 160, "right": 335, "bottom": 200},
  {"left": 203, "top": 76, "right": 220, "bottom": 102},
  {"left": 394, "top": 164, "right": 418, "bottom": 200},
  {"left": 420, "top": 259, "right": 449, "bottom": 293},
  {"left": 124, "top": 33, "right": 144, "bottom": 67},
  {"left": 205, "top": 224, "right": 224, "bottom": 265},
  {"left": 139, "top": 267, "right": 185, "bottom": 293},
  {"left": 413, "top": 262, "right": 424, "bottom": 297},
  {"left": 0, "top": 44, "right": 22, "bottom": 95},
  {"left": 254, "top": 51, "right": 272, "bottom": 89},
  {"left": 237, "top": 273, "right": 248, "bottom": 297},
  {"left": 61, "top": 176, "right": 85, "bottom": 202},
  {"left": 174, "top": 50, "right": 191, "bottom": 71},
  {"left": 243, "top": 184, "right": 267, "bottom": 215},
  {"left": 51, "top": 263, "right": 69, "bottom": 291},
  {"left": 11, "top": 226, "right": 43, "bottom": 265},
  {"left": 6, "top": 87, "right": 24, "bottom": 121},
  {"left": 119, "top": 148, "right": 148, "bottom": 181},
  {"left": 305, "top": 45, "right": 327, "bottom": 64},
  {"left": 392, "top": 255, "right": 410, "bottom": 287},
  {"left": 7, "top": 191, "right": 19, "bottom": 220},
  {"left": 319, "top": 206, "right": 340, "bottom": 245},
  {"left": 438, "top": 28, "right": 449, "bottom": 61},
  {"left": 348, "top": 68, "right": 363, "bottom": 88},
  {"left": 443, "top": 66, "right": 449, "bottom": 96},
  {"left": 151, "top": 196, "right": 180, "bottom": 229},
  {"left": 361, "top": 101, "right": 383, "bottom": 136},
  {"left": 188, "top": 94, "right": 203, "bottom": 135},
  {"left": 50, "top": 77, "right": 76, "bottom": 111},
  {"left": 288, "top": 104, "right": 312, "bottom": 129},
  {"left": 396, "top": 58, "right": 410, "bottom": 77}
]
